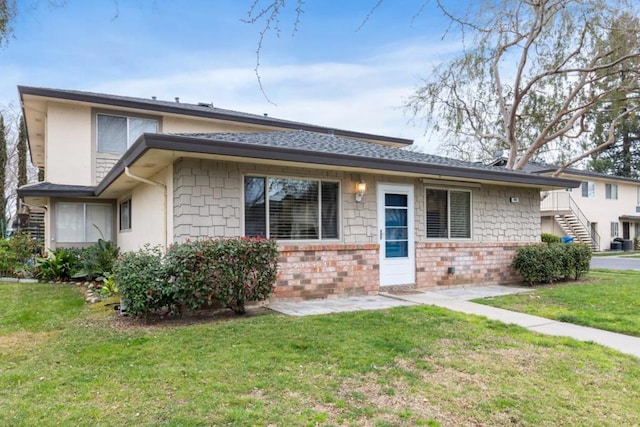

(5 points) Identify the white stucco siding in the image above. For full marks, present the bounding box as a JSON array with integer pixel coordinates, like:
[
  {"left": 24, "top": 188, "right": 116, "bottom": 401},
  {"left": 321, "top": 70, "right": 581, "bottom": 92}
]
[
  {"left": 545, "top": 177, "right": 640, "bottom": 250},
  {"left": 116, "top": 166, "right": 173, "bottom": 252},
  {"left": 46, "top": 102, "right": 93, "bottom": 185}
]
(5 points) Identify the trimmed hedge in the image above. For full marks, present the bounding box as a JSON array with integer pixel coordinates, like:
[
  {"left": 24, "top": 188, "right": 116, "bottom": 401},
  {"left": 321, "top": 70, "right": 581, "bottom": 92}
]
[
  {"left": 113, "top": 237, "right": 279, "bottom": 317},
  {"left": 512, "top": 243, "right": 591, "bottom": 286},
  {"left": 541, "top": 232, "right": 561, "bottom": 244}
]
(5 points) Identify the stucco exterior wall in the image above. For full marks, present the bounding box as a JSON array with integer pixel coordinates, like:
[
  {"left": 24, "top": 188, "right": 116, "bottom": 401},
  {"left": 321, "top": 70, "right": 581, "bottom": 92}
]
[
  {"left": 46, "top": 102, "right": 93, "bottom": 185},
  {"left": 544, "top": 176, "right": 640, "bottom": 250},
  {"left": 117, "top": 166, "right": 173, "bottom": 253}
]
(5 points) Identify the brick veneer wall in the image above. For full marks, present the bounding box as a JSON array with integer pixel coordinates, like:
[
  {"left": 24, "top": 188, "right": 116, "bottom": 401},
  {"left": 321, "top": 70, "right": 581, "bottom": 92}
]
[
  {"left": 415, "top": 242, "right": 523, "bottom": 289},
  {"left": 273, "top": 244, "right": 379, "bottom": 300}
]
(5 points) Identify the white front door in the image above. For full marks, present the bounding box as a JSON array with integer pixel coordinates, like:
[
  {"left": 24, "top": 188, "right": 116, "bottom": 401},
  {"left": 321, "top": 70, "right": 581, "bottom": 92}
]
[{"left": 377, "top": 183, "right": 415, "bottom": 286}]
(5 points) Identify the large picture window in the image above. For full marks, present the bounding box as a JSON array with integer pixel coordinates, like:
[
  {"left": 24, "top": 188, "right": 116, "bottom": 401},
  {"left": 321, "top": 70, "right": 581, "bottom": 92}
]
[
  {"left": 426, "top": 189, "right": 471, "bottom": 239},
  {"left": 55, "top": 202, "right": 113, "bottom": 243},
  {"left": 97, "top": 113, "right": 158, "bottom": 154},
  {"left": 244, "top": 176, "right": 339, "bottom": 240}
]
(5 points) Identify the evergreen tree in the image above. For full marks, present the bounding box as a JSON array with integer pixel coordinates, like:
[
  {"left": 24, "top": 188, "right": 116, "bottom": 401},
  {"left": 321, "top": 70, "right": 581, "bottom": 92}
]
[
  {"left": 0, "top": 114, "right": 7, "bottom": 237},
  {"left": 588, "top": 13, "right": 640, "bottom": 178},
  {"left": 17, "top": 115, "right": 27, "bottom": 187}
]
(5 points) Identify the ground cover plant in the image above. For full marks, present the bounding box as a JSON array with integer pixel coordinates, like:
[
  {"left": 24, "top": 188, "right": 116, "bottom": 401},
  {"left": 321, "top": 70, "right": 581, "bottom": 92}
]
[
  {"left": 475, "top": 270, "right": 640, "bottom": 336},
  {"left": 1, "top": 282, "right": 639, "bottom": 426}
]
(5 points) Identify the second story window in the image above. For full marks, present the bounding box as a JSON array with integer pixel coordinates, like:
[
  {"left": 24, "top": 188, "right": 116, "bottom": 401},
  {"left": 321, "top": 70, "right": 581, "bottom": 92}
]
[
  {"left": 605, "top": 183, "right": 618, "bottom": 200},
  {"left": 581, "top": 181, "right": 595, "bottom": 198},
  {"left": 97, "top": 113, "right": 158, "bottom": 154}
]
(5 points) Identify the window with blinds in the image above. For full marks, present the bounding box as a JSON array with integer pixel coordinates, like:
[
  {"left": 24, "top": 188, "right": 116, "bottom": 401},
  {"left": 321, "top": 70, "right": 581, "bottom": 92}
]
[
  {"left": 244, "top": 176, "right": 339, "bottom": 240},
  {"left": 426, "top": 188, "right": 471, "bottom": 239}
]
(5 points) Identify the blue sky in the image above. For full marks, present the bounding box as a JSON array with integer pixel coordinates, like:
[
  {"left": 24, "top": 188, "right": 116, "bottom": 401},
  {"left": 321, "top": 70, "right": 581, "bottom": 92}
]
[{"left": 1, "top": 1, "right": 462, "bottom": 152}]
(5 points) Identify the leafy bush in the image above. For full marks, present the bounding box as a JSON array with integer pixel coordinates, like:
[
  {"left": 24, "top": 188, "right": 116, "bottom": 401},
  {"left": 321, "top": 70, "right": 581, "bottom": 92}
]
[
  {"left": 0, "top": 233, "right": 41, "bottom": 277},
  {"left": 165, "top": 237, "right": 279, "bottom": 314},
  {"left": 512, "top": 243, "right": 591, "bottom": 285},
  {"left": 112, "top": 246, "right": 168, "bottom": 317},
  {"left": 541, "top": 232, "right": 562, "bottom": 244},
  {"left": 34, "top": 248, "right": 79, "bottom": 282},
  {"left": 113, "top": 238, "right": 279, "bottom": 317},
  {"left": 72, "top": 239, "right": 119, "bottom": 281}
]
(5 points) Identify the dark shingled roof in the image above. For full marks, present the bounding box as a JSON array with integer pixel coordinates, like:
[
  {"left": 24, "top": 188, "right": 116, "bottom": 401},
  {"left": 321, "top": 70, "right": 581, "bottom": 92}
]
[
  {"left": 176, "top": 130, "right": 535, "bottom": 175},
  {"left": 18, "top": 182, "right": 96, "bottom": 197}
]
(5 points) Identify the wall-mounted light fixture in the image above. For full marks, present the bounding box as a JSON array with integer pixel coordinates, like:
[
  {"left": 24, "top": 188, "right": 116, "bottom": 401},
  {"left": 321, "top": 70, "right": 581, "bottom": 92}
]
[{"left": 355, "top": 179, "right": 367, "bottom": 203}]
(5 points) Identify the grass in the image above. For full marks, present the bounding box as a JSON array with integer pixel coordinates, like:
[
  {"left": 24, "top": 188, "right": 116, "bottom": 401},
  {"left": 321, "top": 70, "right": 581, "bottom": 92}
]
[
  {"left": 475, "top": 270, "right": 640, "bottom": 336},
  {"left": 592, "top": 250, "right": 640, "bottom": 257},
  {"left": 1, "top": 282, "right": 639, "bottom": 426}
]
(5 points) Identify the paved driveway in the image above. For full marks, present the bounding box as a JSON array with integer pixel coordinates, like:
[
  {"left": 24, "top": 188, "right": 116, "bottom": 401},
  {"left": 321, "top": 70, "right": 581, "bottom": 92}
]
[{"left": 591, "top": 256, "right": 640, "bottom": 271}]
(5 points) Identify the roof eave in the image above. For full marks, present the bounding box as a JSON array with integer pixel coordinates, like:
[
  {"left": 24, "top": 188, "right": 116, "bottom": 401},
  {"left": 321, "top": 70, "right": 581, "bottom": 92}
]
[
  {"left": 96, "top": 133, "right": 581, "bottom": 195},
  {"left": 17, "top": 86, "right": 413, "bottom": 146}
]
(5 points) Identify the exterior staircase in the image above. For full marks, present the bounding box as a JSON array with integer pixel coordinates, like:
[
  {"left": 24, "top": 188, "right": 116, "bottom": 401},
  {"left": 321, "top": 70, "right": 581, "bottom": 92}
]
[
  {"left": 541, "top": 191, "right": 601, "bottom": 252},
  {"left": 553, "top": 214, "right": 598, "bottom": 251}
]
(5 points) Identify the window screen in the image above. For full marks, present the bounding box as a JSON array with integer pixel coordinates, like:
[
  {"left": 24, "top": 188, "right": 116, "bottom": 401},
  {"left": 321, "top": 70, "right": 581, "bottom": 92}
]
[
  {"left": 426, "top": 189, "right": 471, "bottom": 239},
  {"left": 55, "top": 202, "right": 113, "bottom": 243},
  {"left": 244, "top": 176, "right": 339, "bottom": 240}
]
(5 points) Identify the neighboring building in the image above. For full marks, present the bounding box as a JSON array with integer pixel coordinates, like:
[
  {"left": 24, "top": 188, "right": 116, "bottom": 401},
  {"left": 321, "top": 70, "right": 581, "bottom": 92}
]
[
  {"left": 492, "top": 159, "right": 640, "bottom": 252},
  {"left": 539, "top": 168, "right": 640, "bottom": 251},
  {"left": 18, "top": 86, "right": 578, "bottom": 300}
]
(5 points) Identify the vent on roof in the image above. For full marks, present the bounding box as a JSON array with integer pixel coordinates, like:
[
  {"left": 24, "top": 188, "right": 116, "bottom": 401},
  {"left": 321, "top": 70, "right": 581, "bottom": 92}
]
[
  {"left": 328, "top": 130, "right": 335, "bottom": 137},
  {"left": 152, "top": 96, "right": 157, "bottom": 101},
  {"left": 263, "top": 113, "right": 268, "bottom": 117},
  {"left": 175, "top": 97, "right": 180, "bottom": 103},
  {"left": 198, "top": 102, "right": 213, "bottom": 108}
]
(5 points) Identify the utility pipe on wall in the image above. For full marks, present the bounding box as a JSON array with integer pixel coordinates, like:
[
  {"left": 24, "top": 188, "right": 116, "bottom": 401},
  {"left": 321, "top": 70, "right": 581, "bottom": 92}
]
[{"left": 124, "top": 167, "right": 168, "bottom": 251}]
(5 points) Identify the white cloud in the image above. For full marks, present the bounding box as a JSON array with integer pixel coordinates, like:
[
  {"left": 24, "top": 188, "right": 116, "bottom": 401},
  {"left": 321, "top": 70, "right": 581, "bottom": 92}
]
[{"left": 88, "top": 38, "right": 459, "bottom": 153}]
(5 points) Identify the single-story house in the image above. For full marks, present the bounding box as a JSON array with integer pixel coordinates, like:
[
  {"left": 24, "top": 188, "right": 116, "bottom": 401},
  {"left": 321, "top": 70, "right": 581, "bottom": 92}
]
[{"left": 17, "top": 86, "right": 580, "bottom": 300}]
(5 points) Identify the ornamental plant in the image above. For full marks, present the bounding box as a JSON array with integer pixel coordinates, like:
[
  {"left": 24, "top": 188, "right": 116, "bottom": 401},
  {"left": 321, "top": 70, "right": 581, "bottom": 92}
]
[
  {"left": 164, "top": 237, "right": 279, "bottom": 315},
  {"left": 512, "top": 243, "right": 592, "bottom": 286}
]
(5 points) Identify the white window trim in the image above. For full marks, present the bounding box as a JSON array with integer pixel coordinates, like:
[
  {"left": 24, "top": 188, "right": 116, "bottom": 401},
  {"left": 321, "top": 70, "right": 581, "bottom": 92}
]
[
  {"left": 96, "top": 113, "right": 159, "bottom": 154},
  {"left": 55, "top": 202, "right": 113, "bottom": 243},
  {"left": 605, "top": 183, "right": 618, "bottom": 200},
  {"left": 581, "top": 181, "right": 596, "bottom": 198},
  {"left": 425, "top": 187, "right": 473, "bottom": 240},
  {"left": 241, "top": 174, "right": 342, "bottom": 242}
]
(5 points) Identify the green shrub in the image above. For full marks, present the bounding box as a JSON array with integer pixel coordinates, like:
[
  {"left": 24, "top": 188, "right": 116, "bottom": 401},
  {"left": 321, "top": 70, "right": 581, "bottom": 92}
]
[
  {"left": 0, "top": 233, "right": 41, "bottom": 277},
  {"left": 164, "top": 237, "right": 279, "bottom": 314},
  {"left": 112, "top": 246, "right": 168, "bottom": 317},
  {"left": 34, "top": 248, "right": 79, "bottom": 282},
  {"left": 512, "top": 243, "right": 591, "bottom": 285},
  {"left": 541, "top": 232, "right": 562, "bottom": 244},
  {"left": 72, "top": 239, "right": 119, "bottom": 281}
]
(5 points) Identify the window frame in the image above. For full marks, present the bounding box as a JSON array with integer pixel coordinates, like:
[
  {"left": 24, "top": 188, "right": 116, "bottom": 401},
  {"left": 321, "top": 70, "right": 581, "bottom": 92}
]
[
  {"left": 611, "top": 221, "right": 619, "bottom": 238},
  {"left": 119, "top": 198, "right": 132, "bottom": 232},
  {"left": 96, "top": 112, "right": 159, "bottom": 155},
  {"left": 242, "top": 174, "right": 341, "bottom": 241},
  {"left": 54, "top": 201, "right": 114, "bottom": 244},
  {"left": 425, "top": 187, "right": 473, "bottom": 240},
  {"left": 581, "top": 181, "right": 596, "bottom": 198},
  {"left": 605, "top": 183, "right": 618, "bottom": 200}
]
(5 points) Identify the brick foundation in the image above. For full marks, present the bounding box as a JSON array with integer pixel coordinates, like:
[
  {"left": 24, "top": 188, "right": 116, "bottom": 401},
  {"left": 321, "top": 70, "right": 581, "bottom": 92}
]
[
  {"left": 416, "top": 242, "right": 523, "bottom": 289},
  {"left": 273, "top": 244, "right": 379, "bottom": 301}
]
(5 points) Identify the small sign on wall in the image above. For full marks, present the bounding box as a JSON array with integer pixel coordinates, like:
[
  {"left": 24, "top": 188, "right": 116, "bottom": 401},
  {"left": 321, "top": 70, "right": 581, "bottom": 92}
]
[{"left": 510, "top": 197, "right": 520, "bottom": 204}]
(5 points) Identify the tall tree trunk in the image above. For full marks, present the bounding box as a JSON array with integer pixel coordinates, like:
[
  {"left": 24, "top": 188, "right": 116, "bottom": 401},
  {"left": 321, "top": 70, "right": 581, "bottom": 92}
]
[{"left": 0, "top": 114, "right": 7, "bottom": 237}]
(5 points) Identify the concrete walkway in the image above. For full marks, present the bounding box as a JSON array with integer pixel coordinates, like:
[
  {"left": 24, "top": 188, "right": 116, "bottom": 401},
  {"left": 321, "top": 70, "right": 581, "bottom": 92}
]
[{"left": 268, "top": 285, "right": 640, "bottom": 359}]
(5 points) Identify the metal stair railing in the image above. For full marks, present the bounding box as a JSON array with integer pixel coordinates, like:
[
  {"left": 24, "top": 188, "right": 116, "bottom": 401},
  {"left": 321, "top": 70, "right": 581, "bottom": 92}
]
[{"left": 542, "top": 192, "right": 600, "bottom": 250}]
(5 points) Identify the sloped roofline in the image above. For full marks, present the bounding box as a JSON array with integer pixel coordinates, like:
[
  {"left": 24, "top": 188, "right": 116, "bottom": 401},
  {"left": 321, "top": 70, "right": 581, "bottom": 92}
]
[
  {"left": 18, "top": 85, "right": 413, "bottom": 146},
  {"left": 18, "top": 132, "right": 581, "bottom": 199}
]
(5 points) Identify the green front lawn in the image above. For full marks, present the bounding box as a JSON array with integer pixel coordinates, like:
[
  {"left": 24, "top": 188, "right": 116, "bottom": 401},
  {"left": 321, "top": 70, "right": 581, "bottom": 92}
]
[
  {"left": 475, "top": 270, "right": 640, "bottom": 336},
  {"left": 1, "top": 282, "right": 639, "bottom": 426}
]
